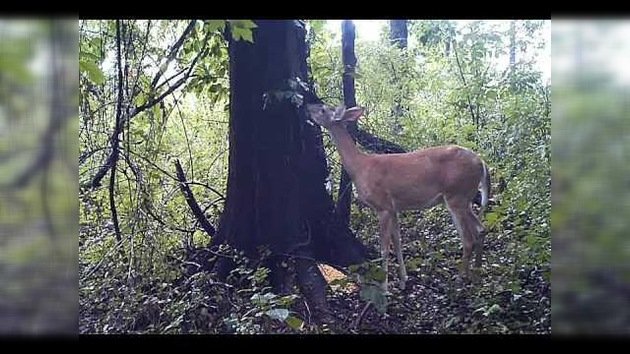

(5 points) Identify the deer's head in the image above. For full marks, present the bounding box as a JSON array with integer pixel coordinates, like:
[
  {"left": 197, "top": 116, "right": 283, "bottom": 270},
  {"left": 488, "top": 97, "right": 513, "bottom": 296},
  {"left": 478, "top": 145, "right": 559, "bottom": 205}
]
[{"left": 306, "top": 103, "right": 364, "bottom": 129}]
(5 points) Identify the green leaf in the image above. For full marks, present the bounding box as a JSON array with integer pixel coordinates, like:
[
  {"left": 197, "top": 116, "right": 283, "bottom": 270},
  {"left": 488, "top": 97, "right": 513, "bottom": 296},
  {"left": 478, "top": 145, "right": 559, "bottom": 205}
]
[
  {"left": 329, "top": 277, "right": 350, "bottom": 287},
  {"left": 309, "top": 20, "right": 325, "bottom": 34},
  {"left": 209, "top": 84, "right": 223, "bottom": 93},
  {"left": 206, "top": 20, "right": 226, "bottom": 33},
  {"left": 229, "top": 20, "right": 257, "bottom": 30},
  {"left": 79, "top": 60, "right": 105, "bottom": 85},
  {"left": 484, "top": 304, "right": 502, "bottom": 316},
  {"left": 89, "top": 37, "right": 102, "bottom": 53},
  {"left": 285, "top": 316, "right": 303, "bottom": 330},
  {"left": 265, "top": 308, "right": 289, "bottom": 321},
  {"left": 231, "top": 27, "right": 254, "bottom": 43},
  {"left": 134, "top": 93, "right": 147, "bottom": 107},
  {"left": 251, "top": 292, "right": 276, "bottom": 305},
  {"left": 485, "top": 212, "right": 498, "bottom": 227},
  {"left": 406, "top": 257, "right": 423, "bottom": 272},
  {"left": 80, "top": 50, "right": 100, "bottom": 62},
  {"left": 152, "top": 104, "right": 161, "bottom": 121},
  {"left": 367, "top": 266, "right": 387, "bottom": 282}
]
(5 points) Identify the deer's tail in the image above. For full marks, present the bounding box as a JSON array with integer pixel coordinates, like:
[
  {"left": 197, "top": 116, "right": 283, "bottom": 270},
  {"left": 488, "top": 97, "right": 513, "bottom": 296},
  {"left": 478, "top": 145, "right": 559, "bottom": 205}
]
[{"left": 479, "top": 161, "right": 491, "bottom": 218}]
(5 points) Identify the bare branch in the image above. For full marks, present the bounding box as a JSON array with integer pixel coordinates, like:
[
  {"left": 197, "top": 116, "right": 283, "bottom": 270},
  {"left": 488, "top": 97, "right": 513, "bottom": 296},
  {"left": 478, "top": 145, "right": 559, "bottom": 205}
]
[
  {"left": 174, "top": 159, "right": 216, "bottom": 237},
  {"left": 355, "top": 128, "right": 406, "bottom": 154},
  {"left": 453, "top": 40, "right": 477, "bottom": 125},
  {"left": 109, "top": 20, "right": 125, "bottom": 242},
  {"left": 89, "top": 21, "right": 205, "bottom": 188},
  {"left": 124, "top": 149, "right": 177, "bottom": 181},
  {"left": 129, "top": 20, "right": 152, "bottom": 100},
  {"left": 185, "top": 181, "right": 225, "bottom": 201},
  {"left": 150, "top": 20, "right": 196, "bottom": 89},
  {"left": 129, "top": 39, "right": 208, "bottom": 118},
  {"left": 79, "top": 147, "right": 107, "bottom": 166}
]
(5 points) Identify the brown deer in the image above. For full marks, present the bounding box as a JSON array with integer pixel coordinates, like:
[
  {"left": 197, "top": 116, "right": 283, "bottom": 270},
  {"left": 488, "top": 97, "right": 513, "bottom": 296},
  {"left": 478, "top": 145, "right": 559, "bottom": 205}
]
[{"left": 306, "top": 104, "right": 491, "bottom": 291}]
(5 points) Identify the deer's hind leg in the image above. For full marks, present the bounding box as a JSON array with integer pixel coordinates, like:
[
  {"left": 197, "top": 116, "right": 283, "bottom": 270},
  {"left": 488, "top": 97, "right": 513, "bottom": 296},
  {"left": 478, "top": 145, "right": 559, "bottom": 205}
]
[{"left": 444, "top": 195, "right": 479, "bottom": 278}]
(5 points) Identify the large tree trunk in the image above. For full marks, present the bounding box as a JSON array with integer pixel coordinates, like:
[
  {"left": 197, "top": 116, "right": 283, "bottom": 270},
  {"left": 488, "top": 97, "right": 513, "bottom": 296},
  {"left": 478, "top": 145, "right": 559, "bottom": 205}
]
[
  {"left": 336, "top": 20, "right": 358, "bottom": 229},
  {"left": 212, "top": 20, "right": 368, "bottom": 320}
]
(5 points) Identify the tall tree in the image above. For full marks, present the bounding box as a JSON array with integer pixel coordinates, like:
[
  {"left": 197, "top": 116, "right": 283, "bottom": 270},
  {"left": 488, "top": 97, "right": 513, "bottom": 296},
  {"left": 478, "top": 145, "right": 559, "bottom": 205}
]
[
  {"left": 336, "top": 20, "right": 408, "bottom": 229},
  {"left": 509, "top": 20, "right": 516, "bottom": 67},
  {"left": 212, "top": 20, "right": 368, "bottom": 319},
  {"left": 389, "top": 20, "right": 408, "bottom": 49},
  {"left": 336, "top": 20, "right": 358, "bottom": 228},
  {"left": 389, "top": 20, "right": 408, "bottom": 134}
]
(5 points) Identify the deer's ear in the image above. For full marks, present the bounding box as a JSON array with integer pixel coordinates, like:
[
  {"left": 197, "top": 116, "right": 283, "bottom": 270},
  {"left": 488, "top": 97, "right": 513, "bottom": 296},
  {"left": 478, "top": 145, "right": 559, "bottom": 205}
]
[
  {"left": 333, "top": 105, "right": 347, "bottom": 120},
  {"left": 306, "top": 103, "right": 322, "bottom": 112},
  {"left": 342, "top": 106, "right": 364, "bottom": 121}
]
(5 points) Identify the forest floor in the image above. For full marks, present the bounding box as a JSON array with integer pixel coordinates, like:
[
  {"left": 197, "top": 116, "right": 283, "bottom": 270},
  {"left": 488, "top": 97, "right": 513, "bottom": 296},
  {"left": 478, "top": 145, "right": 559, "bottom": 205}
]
[
  {"left": 298, "top": 208, "right": 551, "bottom": 334},
  {"left": 78, "top": 205, "right": 550, "bottom": 334}
]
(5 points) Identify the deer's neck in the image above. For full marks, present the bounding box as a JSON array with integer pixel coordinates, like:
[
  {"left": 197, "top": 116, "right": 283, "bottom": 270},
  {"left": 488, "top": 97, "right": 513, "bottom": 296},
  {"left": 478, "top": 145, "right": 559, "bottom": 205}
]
[{"left": 328, "top": 125, "right": 365, "bottom": 179}]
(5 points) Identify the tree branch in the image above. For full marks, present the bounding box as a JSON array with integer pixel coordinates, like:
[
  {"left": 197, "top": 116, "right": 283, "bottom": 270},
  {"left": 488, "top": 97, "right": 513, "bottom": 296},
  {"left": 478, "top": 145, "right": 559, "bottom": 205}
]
[
  {"left": 128, "top": 32, "right": 208, "bottom": 119},
  {"left": 174, "top": 159, "right": 216, "bottom": 237},
  {"left": 109, "top": 20, "right": 124, "bottom": 242},
  {"left": 89, "top": 23, "right": 207, "bottom": 188},
  {"left": 185, "top": 181, "right": 226, "bottom": 202},
  {"left": 129, "top": 20, "right": 152, "bottom": 100},
  {"left": 452, "top": 40, "right": 477, "bottom": 126},
  {"left": 355, "top": 128, "right": 407, "bottom": 154},
  {"left": 150, "top": 20, "right": 196, "bottom": 89}
]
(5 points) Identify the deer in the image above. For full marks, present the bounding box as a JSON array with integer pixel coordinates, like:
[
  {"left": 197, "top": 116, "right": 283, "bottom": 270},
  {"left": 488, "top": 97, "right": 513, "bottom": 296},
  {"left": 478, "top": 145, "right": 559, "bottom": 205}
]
[{"left": 306, "top": 103, "right": 491, "bottom": 292}]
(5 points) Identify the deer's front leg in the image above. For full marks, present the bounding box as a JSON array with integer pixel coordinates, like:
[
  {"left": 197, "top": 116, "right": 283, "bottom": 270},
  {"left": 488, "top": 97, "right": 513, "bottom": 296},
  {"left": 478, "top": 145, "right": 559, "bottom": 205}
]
[
  {"left": 377, "top": 210, "right": 393, "bottom": 292},
  {"left": 391, "top": 213, "right": 408, "bottom": 290}
]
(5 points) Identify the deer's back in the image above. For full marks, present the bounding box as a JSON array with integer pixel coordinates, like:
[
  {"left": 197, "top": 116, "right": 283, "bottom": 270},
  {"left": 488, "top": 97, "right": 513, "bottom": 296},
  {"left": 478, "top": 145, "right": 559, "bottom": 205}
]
[{"left": 354, "top": 145, "right": 484, "bottom": 211}]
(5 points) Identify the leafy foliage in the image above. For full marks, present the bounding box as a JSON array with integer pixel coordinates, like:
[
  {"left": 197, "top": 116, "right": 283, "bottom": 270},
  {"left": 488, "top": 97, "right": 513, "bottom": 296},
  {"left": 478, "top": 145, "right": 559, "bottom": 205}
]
[{"left": 309, "top": 20, "right": 549, "bottom": 332}]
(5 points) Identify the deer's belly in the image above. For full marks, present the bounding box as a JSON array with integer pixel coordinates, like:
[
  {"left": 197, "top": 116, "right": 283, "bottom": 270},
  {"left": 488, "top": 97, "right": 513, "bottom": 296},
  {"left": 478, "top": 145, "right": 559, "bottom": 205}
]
[
  {"left": 395, "top": 193, "right": 443, "bottom": 211},
  {"left": 356, "top": 185, "right": 444, "bottom": 212}
]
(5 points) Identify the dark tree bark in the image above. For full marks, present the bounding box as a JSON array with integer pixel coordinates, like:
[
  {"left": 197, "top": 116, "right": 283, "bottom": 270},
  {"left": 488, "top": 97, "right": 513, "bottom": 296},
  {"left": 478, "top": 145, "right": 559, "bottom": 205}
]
[
  {"left": 389, "top": 20, "right": 408, "bottom": 49},
  {"left": 336, "top": 20, "right": 358, "bottom": 229},
  {"left": 356, "top": 129, "right": 406, "bottom": 154},
  {"left": 174, "top": 159, "right": 216, "bottom": 238},
  {"left": 337, "top": 21, "right": 410, "bottom": 228},
  {"left": 509, "top": 20, "right": 516, "bottom": 68},
  {"left": 389, "top": 20, "right": 408, "bottom": 135},
  {"left": 212, "top": 20, "right": 368, "bottom": 320}
]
